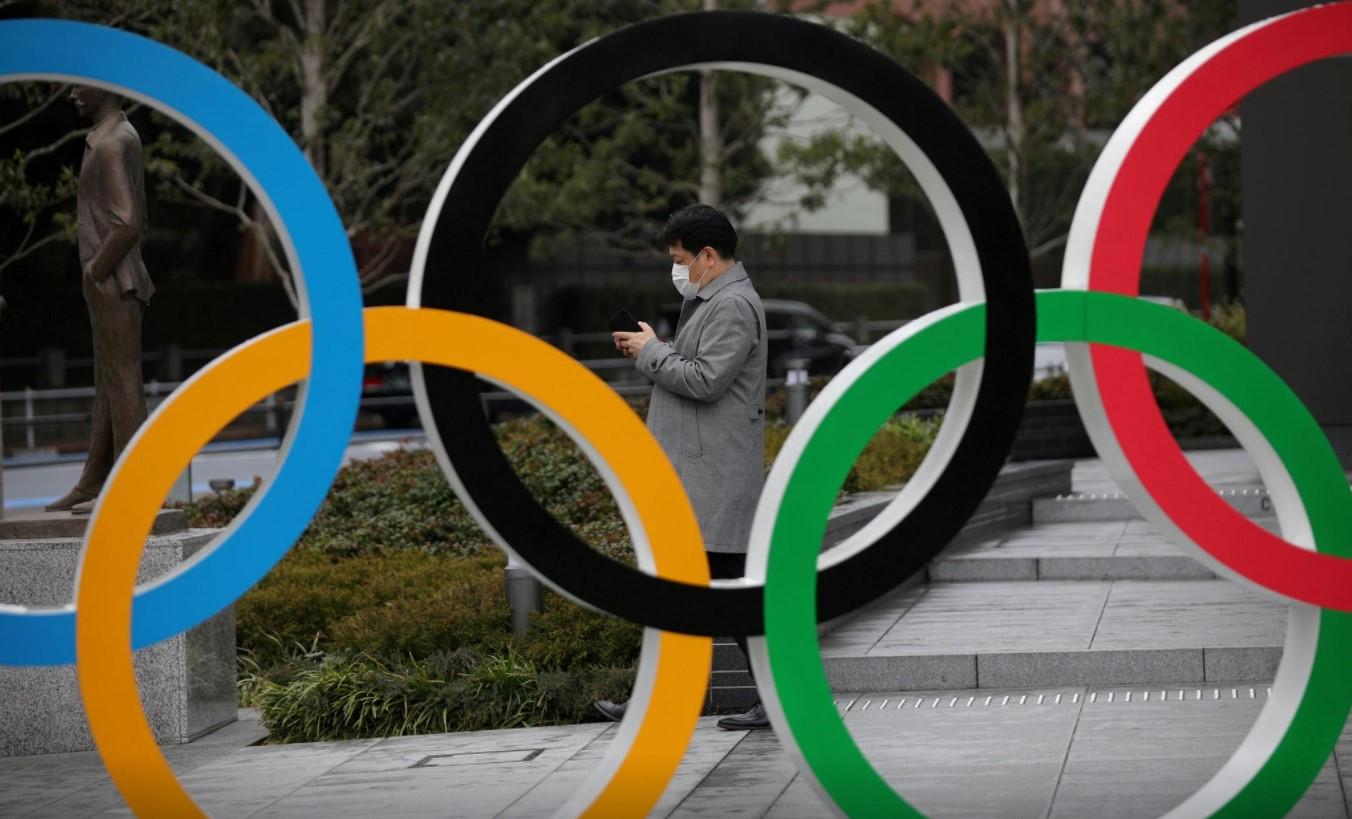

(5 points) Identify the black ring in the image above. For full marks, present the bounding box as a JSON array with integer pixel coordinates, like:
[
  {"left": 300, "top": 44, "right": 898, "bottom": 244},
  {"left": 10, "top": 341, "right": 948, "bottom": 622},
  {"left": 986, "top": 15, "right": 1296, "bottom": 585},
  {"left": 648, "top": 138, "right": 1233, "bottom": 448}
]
[{"left": 412, "top": 10, "right": 1033, "bottom": 636}]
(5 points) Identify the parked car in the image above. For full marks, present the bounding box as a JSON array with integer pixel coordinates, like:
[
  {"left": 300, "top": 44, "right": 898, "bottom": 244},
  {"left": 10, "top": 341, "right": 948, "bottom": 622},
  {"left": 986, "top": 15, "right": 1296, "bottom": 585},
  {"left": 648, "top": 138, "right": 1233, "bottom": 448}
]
[
  {"left": 362, "top": 362, "right": 418, "bottom": 429},
  {"left": 657, "top": 298, "right": 863, "bottom": 378},
  {"left": 361, "top": 363, "right": 532, "bottom": 428}
]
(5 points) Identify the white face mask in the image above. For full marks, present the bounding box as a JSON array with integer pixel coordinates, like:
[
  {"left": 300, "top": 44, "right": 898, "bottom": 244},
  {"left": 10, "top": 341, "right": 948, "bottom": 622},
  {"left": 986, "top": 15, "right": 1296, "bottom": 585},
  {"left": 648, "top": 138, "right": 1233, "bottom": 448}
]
[{"left": 670, "top": 251, "right": 705, "bottom": 299}]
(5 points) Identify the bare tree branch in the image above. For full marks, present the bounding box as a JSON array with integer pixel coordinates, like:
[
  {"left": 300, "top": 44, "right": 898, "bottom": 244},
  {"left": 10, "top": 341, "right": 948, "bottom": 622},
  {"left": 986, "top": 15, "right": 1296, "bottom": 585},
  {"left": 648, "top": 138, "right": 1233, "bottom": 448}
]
[
  {"left": 0, "top": 218, "right": 70, "bottom": 277},
  {"left": 0, "top": 86, "right": 69, "bottom": 139},
  {"left": 21, "top": 125, "right": 91, "bottom": 171}
]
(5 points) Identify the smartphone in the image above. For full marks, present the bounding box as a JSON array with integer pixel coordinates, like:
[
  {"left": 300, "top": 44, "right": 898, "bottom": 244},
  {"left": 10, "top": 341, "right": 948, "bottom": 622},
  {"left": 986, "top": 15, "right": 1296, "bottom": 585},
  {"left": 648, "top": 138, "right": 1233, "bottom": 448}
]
[{"left": 607, "top": 308, "right": 641, "bottom": 333}]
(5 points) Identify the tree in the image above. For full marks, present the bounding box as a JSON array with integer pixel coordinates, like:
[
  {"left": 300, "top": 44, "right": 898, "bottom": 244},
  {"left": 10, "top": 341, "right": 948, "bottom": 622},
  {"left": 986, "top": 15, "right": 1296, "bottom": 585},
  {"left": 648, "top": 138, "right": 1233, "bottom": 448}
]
[
  {"left": 2, "top": 0, "right": 803, "bottom": 303},
  {"left": 778, "top": 0, "right": 1238, "bottom": 261},
  {"left": 483, "top": 0, "right": 800, "bottom": 257},
  {"left": 0, "top": 0, "right": 164, "bottom": 279}
]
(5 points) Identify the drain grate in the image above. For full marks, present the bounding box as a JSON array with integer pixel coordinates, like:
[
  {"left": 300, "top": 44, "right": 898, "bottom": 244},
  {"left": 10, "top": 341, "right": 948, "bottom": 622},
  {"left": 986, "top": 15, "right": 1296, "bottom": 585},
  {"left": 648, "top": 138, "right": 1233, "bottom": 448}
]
[
  {"left": 411, "top": 748, "right": 544, "bottom": 768},
  {"left": 836, "top": 686, "right": 1272, "bottom": 713}
]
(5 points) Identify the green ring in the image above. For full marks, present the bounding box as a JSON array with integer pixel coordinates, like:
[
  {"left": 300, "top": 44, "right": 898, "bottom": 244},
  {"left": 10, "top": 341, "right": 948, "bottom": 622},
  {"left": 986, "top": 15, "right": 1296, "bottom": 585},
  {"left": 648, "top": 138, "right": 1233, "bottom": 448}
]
[{"left": 755, "top": 289, "right": 1352, "bottom": 817}]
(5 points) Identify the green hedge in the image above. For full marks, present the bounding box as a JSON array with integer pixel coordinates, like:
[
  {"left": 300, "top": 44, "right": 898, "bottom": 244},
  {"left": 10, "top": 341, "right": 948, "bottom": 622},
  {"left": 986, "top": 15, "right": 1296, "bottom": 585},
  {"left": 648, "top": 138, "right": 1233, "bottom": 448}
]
[
  {"left": 188, "top": 416, "right": 633, "bottom": 561},
  {"left": 191, "top": 397, "right": 943, "bottom": 743},
  {"left": 230, "top": 548, "right": 643, "bottom": 743}
]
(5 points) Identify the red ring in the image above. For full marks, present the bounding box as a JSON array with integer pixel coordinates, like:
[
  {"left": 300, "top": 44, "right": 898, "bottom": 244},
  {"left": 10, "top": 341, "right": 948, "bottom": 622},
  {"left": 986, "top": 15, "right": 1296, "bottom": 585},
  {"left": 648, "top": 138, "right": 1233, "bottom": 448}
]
[{"left": 1085, "top": 2, "right": 1352, "bottom": 608}]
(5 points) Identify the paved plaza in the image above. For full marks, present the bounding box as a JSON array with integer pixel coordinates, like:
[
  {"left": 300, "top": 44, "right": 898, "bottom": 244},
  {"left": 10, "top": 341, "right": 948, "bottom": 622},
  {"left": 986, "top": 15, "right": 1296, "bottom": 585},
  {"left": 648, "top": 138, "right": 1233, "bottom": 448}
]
[
  {"left": 2, "top": 695, "right": 1348, "bottom": 818},
  {"left": 2, "top": 448, "right": 1349, "bottom": 816}
]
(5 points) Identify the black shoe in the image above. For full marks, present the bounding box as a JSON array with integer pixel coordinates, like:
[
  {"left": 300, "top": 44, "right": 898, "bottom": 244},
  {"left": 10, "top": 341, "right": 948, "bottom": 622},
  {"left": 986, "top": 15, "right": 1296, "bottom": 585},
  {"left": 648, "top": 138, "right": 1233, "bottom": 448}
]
[
  {"left": 717, "top": 702, "right": 770, "bottom": 730},
  {"left": 593, "top": 699, "right": 627, "bottom": 722}
]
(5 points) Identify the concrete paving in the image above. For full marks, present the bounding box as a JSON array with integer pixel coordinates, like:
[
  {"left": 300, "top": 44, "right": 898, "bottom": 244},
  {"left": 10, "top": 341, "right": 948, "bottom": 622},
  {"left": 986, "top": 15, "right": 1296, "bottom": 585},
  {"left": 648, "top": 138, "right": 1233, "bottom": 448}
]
[
  {"left": 1, "top": 690, "right": 1346, "bottom": 818},
  {"left": 812, "top": 449, "right": 1303, "bottom": 693},
  {"left": 932, "top": 518, "right": 1284, "bottom": 581},
  {"left": 817, "top": 578, "right": 1287, "bottom": 690},
  {"left": 1069, "top": 449, "right": 1263, "bottom": 496},
  {"left": 4, "top": 447, "right": 1341, "bottom": 816}
]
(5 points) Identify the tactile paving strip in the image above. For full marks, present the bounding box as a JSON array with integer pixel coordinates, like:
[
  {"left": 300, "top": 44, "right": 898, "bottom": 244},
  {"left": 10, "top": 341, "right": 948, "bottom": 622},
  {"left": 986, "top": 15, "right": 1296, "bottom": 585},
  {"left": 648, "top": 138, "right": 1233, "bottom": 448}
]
[{"left": 836, "top": 685, "right": 1273, "bottom": 713}]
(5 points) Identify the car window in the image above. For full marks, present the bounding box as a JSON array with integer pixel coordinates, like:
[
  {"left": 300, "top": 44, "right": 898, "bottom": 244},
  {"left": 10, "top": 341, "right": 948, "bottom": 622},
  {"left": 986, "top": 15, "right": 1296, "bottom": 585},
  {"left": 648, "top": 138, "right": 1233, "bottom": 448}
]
[
  {"left": 791, "top": 314, "right": 824, "bottom": 340},
  {"left": 766, "top": 309, "right": 794, "bottom": 342}
]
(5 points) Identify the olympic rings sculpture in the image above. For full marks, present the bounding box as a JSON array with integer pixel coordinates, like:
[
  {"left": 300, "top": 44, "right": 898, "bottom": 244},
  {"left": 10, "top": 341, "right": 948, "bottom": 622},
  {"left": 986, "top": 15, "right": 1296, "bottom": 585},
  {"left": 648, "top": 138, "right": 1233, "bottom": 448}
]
[{"left": 0, "top": 5, "right": 1349, "bottom": 818}]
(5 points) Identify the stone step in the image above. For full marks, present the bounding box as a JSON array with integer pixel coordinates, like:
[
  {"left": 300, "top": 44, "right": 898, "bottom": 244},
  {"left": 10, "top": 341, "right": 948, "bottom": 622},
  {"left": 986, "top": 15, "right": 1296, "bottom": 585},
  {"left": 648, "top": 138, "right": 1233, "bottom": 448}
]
[
  {"left": 929, "top": 518, "right": 1280, "bottom": 582},
  {"left": 825, "top": 460, "right": 1073, "bottom": 548},
  {"left": 815, "top": 579, "right": 1285, "bottom": 693},
  {"left": 709, "top": 460, "right": 1075, "bottom": 709},
  {"left": 1032, "top": 486, "right": 1276, "bottom": 523}
]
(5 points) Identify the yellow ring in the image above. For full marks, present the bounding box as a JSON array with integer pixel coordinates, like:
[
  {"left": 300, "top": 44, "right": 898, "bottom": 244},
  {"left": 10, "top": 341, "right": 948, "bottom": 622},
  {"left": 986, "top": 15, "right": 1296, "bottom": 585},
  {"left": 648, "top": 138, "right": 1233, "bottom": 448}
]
[{"left": 74, "top": 306, "right": 712, "bottom": 817}]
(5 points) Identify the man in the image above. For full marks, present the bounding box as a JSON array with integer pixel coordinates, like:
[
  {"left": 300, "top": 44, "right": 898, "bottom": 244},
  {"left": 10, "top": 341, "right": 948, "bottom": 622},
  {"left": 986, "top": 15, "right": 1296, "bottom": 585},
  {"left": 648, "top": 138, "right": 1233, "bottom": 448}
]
[
  {"left": 45, "top": 86, "right": 154, "bottom": 513},
  {"left": 603, "top": 203, "right": 770, "bottom": 730}
]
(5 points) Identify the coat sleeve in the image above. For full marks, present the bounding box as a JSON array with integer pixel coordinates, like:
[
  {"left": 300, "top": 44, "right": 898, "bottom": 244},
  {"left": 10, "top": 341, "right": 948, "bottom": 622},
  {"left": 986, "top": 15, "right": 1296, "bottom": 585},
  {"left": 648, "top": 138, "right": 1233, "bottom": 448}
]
[
  {"left": 86, "top": 135, "right": 142, "bottom": 285},
  {"left": 635, "top": 295, "right": 757, "bottom": 402}
]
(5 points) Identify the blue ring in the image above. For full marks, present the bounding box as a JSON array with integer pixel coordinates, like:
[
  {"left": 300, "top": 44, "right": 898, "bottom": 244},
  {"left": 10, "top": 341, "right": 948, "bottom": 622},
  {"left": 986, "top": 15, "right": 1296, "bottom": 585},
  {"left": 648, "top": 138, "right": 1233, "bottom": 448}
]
[{"left": 0, "top": 20, "right": 363, "bottom": 665}]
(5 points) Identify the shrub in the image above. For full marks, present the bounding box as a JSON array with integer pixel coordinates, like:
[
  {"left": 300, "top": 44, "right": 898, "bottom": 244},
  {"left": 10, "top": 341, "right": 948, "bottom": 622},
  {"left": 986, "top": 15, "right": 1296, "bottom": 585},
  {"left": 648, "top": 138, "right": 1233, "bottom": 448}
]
[
  {"left": 299, "top": 448, "right": 488, "bottom": 556},
  {"left": 326, "top": 575, "right": 512, "bottom": 660},
  {"left": 248, "top": 648, "right": 636, "bottom": 743},
  {"left": 1205, "top": 300, "right": 1245, "bottom": 342},
  {"left": 1028, "top": 373, "right": 1072, "bottom": 401},
  {"left": 238, "top": 548, "right": 643, "bottom": 673},
  {"left": 1022, "top": 367, "right": 1228, "bottom": 437},
  {"left": 514, "top": 591, "right": 643, "bottom": 670},
  {"left": 764, "top": 413, "right": 940, "bottom": 494},
  {"left": 181, "top": 481, "right": 257, "bottom": 526},
  {"left": 235, "top": 551, "right": 506, "bottom": 667},
  {"left": 840, "top": 414, "right": 941, "bottom": 494},
  {"left": 184, "top": 415, "right": 636, "bottom": 563},
  {"left": 901, "top": 373, "right": 956, "bottom": 411}
]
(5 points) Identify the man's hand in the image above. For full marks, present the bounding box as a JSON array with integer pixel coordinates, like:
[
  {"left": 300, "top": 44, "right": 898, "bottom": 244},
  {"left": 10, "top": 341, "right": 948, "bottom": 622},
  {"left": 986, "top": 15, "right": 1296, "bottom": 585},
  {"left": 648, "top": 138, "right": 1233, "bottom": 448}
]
[{"left": 613, "top": 321, "right": 657, "bottom": 359}]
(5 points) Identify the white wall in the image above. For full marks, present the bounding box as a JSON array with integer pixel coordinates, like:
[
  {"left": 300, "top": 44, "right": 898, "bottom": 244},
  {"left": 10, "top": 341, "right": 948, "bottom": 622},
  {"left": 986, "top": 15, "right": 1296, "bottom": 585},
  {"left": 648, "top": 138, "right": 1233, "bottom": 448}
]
[{"left": 741, "top": 87, "right": 891, "bottom": 235}]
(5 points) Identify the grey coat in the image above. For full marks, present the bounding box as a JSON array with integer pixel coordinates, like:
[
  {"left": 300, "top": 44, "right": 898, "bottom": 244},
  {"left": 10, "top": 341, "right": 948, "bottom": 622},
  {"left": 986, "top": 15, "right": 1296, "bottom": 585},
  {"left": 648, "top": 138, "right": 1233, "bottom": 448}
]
[{"left": 636, "top": 263, "right": 767, "bottom": 553}]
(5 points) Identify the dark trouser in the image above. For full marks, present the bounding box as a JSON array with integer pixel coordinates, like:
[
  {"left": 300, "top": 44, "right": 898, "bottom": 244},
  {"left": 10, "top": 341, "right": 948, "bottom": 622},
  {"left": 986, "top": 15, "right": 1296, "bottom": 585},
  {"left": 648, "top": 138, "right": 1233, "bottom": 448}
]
[
  {"left": 74, "top": 280, "right": 147, "bottom": 496},
  {"left": 707, "top": 550, "right": 757, "bottom": 695}
]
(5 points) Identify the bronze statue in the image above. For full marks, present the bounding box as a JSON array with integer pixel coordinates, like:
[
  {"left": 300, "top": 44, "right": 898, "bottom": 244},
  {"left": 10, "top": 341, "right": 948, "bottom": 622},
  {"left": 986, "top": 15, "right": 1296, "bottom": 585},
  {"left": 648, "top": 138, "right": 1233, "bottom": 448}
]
[{"left": 45, "top": 86, "right": 154, "bottom": 513}]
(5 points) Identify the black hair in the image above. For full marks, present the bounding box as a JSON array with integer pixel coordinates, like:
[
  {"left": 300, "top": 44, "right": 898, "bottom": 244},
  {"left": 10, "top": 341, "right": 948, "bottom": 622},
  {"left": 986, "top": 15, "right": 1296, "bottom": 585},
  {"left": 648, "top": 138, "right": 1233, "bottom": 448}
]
[{"left": 657, "top": 203, "right": 738, "bottom": 259}]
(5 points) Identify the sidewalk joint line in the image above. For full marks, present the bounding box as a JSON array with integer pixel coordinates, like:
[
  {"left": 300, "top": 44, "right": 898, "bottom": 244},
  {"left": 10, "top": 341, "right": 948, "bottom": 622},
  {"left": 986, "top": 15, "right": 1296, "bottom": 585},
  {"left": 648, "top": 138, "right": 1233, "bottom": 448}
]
[
  {"left": 666, "top": 727, "right": 757, "bottom": 816},
  {"left": 1044, "top": 686, "right": 1089, "bottom": 819},
  {"left": 244, "top": 737, "right": 384, "bottom": 818},
  {"left": 494, "top": 725, "right": 614, "bottom": 818}
]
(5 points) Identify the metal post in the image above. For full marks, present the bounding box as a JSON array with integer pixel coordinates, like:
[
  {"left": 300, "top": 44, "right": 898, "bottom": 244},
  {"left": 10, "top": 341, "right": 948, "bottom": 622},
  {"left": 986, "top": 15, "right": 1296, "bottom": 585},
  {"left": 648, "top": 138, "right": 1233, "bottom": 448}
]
[
  {"left": 264, "top": 392, "right": 279, "bottom": 435},
  {"left": 23, "top": 387, "right": 35, "bottom": 451},
  {"left": 854, "top": 315, "right": 869, "bottom": 345},
  {"left": 167, "top": 461, "right": 192, "bottom": 505},
  {"left": 163, "top": 342, "right": 183, "bottom": 381},
  {"left": 0, "top": 295, "right": 6, "bottom": 519},
  {"left": 504, "top": 553, "right": 543, "bottom": 636},
  {"left": 784, "top": 357, "right": 811, "bottom": 426},
  {"left": 39, "top": 346, "right": 66, "bottom": 388}
]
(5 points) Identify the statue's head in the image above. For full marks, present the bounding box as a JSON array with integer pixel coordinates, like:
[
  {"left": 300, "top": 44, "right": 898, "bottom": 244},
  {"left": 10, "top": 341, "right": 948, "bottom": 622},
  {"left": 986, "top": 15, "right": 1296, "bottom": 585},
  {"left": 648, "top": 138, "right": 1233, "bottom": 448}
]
[{"left": 69, "top": 85, "right": 117, "bottom": 120}]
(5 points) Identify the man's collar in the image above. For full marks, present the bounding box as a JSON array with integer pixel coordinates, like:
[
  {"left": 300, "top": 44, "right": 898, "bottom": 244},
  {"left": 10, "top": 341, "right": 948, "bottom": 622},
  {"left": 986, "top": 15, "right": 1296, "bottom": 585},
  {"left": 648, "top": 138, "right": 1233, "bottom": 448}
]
[
  {"left": 695, "top": 260, "right": 747, "bottom": 301},
  {"left": 85, "top": 110, "right": 127, "bottom": 148}
]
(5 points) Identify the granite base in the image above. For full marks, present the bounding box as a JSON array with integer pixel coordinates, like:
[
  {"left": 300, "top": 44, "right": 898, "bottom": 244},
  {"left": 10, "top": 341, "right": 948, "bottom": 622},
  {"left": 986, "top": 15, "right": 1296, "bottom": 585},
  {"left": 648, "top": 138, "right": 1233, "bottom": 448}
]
[{"left": 0, "top": 528, "right": 235, "bottom": 756}]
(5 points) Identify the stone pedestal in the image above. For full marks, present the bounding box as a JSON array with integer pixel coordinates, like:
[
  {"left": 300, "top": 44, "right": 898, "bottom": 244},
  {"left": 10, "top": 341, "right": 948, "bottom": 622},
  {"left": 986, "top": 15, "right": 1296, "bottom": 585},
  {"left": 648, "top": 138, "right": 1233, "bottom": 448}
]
[{"left": 0, "top": 512, "right": 235, "bottom": 756}]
